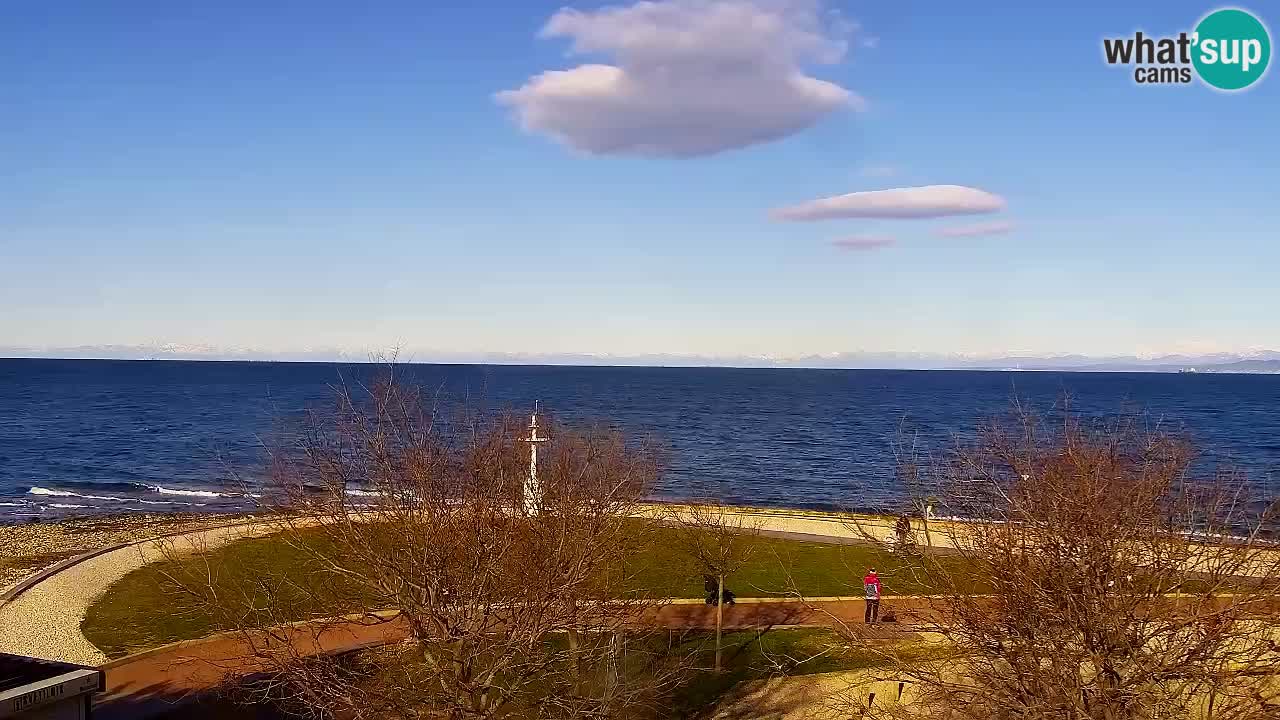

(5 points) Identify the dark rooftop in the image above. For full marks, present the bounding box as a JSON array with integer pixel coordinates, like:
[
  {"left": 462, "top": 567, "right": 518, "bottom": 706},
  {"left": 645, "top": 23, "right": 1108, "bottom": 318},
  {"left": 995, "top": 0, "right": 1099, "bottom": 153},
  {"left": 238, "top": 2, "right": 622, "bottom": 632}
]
[{"left": 0, "top": 654, "right": 90, "bottom": 694}]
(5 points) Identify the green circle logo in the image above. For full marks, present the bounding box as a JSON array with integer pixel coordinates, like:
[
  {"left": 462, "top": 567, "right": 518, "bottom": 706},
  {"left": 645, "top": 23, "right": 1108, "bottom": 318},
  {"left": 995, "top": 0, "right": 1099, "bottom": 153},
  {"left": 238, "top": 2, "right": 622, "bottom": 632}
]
[{"left": 1193, "top": 8, "right": 1271, "bottom": 90}]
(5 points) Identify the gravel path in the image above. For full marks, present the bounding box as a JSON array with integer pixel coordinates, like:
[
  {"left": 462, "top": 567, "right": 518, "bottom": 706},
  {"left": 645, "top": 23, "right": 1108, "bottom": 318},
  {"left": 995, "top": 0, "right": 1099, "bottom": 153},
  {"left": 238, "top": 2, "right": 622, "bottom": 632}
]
[{"left": 0, "top": 520, "right": 285, "bottom": 665}]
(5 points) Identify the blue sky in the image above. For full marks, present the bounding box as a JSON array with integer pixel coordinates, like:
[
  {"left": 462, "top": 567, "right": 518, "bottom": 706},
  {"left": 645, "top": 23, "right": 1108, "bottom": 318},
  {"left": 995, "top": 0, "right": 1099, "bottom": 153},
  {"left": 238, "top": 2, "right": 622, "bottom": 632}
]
[{"left": 3, "top": 0, "right": 1277, "bottom": 360}]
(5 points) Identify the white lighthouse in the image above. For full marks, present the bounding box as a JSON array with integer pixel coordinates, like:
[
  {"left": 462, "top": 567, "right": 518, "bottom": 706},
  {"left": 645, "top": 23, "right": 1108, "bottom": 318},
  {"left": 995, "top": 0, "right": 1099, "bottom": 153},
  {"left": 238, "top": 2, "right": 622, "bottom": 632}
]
[{"left": 522, "top": 403, "right": 548, "bottom": 514}]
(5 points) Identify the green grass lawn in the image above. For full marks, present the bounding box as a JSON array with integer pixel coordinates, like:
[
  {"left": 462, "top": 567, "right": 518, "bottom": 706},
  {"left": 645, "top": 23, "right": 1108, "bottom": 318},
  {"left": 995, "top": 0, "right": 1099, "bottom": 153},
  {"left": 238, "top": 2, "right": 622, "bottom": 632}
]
[
  {"left": 83, "top": 521, "right": 969, "bottom": 658},
  {"left": 627, "top": 527, "right": 966, "bottom": 599},
  {"left": 82, "top": 529, "right": 370, "bottom": 658}
]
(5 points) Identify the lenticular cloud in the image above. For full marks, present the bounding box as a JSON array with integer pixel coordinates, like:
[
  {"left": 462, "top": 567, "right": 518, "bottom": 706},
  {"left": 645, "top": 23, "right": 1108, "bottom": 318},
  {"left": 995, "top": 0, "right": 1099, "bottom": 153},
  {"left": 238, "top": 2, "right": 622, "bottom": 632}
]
[
  {"left": 496, "top": 0, "right": 861, "bottom": 157},
  {"left": 832, "top": 235, "right": 895, "bottom": 251},
  {"left": 772, "top": 185, "right": 1006, "bottom": 221},
  {"left": 935, "top": 220, "right": 1017, "bottom": 238}
]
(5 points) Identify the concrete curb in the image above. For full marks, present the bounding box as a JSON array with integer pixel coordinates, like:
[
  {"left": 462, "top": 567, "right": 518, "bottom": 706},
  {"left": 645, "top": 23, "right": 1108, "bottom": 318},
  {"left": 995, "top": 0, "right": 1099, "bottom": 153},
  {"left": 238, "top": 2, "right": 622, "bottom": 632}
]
[
  {"left": 97, "top": 596, "right": 937, "bottom": 667},
  {"left": 100, "top": 635, "right": 227, "bottom": 670},
  {"left": 663, "top": 595, "right": 933, "bottom": 604},
  {"left": 94, "top": 602, "right": 802, "bottom": 666}
]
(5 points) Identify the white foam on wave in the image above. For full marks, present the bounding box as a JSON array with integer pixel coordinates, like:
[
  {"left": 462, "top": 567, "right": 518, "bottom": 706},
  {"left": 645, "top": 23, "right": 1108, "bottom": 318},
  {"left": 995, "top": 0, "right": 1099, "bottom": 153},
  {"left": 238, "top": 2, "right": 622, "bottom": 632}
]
[
  {"left": 150, "top": 485, "right": 224, "bottom": 498},
  {"left": 29, "top": 486, "right": 136, "bottom": 503},
  {"left": 25, "top": 484, "right": 226, "bottom": 507},
  {"left": 29, "top": 486, "right": 75, "bottom": 497},
  {"left": 344, "top": 489, "right": 381, "bottom": 497},
  {"left": 0, "top": 502, "right": 28, "bottom": 507},
  {"left": 48, "top": 503, "right": 88, "bottom": 509}
]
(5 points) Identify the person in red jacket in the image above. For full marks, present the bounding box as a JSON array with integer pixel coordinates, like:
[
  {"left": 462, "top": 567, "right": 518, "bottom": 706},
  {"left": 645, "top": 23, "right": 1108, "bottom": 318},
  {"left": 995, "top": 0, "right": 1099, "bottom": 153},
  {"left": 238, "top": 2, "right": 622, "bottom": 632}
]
[{"left": 863, "top": 569, "right": 882, "bottom": 623}]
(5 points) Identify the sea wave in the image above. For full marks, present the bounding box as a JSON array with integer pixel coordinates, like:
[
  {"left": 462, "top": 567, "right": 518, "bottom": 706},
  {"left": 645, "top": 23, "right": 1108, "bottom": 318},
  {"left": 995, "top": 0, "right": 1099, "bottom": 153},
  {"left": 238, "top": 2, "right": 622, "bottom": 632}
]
[
  {"left": 41, "top": 479, "right": 150, "bottom": 493},
  {"left": 48, "top": 503, "right": 88, "bottom": 509},
  {"left": 30, "top": 486, "right": 131, "bottom": 502},
  {"left": 27, "top": 483, "right": 238, "bottom": 505},
  {"left": 28, "top": 486, "right": 77, "bottom": 497},
  {"left": 150, "top": 485, "right": 225, "bottom": 498}
]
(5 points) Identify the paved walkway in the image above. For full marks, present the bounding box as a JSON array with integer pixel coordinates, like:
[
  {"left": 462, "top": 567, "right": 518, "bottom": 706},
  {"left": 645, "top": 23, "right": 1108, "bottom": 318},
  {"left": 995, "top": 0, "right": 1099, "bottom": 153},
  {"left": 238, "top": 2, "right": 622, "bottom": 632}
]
[
  {"left": 95, "top": 614, "right": 409, "bottom": 719},
  {"left": 94, "top": 597, "right": 925, "bottom": 720},
  {"left": 638, "top": 504, "right": 959, "bottom": 551}
]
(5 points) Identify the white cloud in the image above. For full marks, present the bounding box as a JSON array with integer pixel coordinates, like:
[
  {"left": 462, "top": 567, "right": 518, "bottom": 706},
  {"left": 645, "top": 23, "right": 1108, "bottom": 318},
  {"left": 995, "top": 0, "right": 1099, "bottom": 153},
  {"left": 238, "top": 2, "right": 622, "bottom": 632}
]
[
  {"left": 935, "top": 220, "right": 1016, "bottom": 238},
  {"left": 832, "top": 235, "right": 894, "bottom": 251},
  {"left": 495, "top": 0, "right": 860, "bottom": 157},
  {"left": 771, "top": 185, "right": 1005, "bottom": 221}
]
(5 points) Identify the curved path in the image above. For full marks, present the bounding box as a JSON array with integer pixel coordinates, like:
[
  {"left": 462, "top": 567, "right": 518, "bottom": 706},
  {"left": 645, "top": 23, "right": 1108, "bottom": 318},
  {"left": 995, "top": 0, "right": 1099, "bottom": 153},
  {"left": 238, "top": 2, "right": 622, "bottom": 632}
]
[
  {"left": 92, "top": 597, "right": 927, "bottom": 720},
  {"left": 0, "top": 507, "right": 942, "bottom": 665},
  {"left": 0, "top": 506, "right": 948, "bottom": 718},
  {"left": 0, "top": 518, "right": 292, "bottom": 665}
]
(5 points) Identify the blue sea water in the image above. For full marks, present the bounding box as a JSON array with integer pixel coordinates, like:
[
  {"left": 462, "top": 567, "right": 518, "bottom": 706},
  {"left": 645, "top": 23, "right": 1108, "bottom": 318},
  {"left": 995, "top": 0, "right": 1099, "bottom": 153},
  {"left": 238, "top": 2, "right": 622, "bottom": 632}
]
[{"left": 1, "top": 359, "right": 1278, "bottom": 521}]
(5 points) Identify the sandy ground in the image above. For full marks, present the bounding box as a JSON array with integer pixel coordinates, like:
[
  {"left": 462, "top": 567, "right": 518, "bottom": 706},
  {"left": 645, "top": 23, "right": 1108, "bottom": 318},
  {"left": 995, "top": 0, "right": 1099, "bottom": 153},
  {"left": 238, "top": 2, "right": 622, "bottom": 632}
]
[
  {"left": 713, "top": 669, "right": 919, "bottom": 720},
  {"left": 637, "top": 503, "right": 960, "bottom": 551}
]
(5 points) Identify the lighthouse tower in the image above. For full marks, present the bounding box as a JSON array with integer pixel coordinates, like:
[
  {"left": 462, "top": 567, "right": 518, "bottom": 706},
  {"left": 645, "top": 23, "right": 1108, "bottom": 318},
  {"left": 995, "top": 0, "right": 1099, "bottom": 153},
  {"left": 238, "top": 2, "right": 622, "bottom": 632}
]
[{"left": 522, "top": 402, "right": 548, "bottom": 514}]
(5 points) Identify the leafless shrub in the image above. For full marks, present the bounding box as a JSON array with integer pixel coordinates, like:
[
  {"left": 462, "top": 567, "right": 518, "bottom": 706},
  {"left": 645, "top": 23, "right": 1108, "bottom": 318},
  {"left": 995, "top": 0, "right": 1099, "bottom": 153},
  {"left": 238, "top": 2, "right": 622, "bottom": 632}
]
[
  {"left": 159, "top": 374, "right": 685, "bottom": 719},
  {"left": 830, "top": 407, "right": 1280, "bottom": 720},
  {"left": 836, "top": 419, "right": 938, "bottom": 557}
]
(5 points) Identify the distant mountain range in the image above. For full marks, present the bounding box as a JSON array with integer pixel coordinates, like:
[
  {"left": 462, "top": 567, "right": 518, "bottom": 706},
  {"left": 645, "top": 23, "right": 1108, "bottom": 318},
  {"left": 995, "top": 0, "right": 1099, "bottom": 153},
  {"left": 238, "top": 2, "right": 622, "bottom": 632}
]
[{"left": 4, "top": 345, "right": 1280, "bottom": 373}]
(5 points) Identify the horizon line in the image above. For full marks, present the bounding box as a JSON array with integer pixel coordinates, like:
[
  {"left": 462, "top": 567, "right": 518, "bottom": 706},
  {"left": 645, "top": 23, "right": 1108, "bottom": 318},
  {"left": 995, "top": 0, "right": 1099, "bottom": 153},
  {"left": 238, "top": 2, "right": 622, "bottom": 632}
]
[{"left": 1, "top": 353, "right": 1274, "bottom": 375}]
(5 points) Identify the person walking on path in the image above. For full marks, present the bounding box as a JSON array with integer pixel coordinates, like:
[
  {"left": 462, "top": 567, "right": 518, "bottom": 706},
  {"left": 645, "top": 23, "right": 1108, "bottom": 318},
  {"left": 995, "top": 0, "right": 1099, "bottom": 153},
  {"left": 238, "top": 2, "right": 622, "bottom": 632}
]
[
  {"left": 894, "top": 514, "right": 913, "bottom": 553},
  {"left": 864, "top": 569, "right": 882, "bottom": 624}
]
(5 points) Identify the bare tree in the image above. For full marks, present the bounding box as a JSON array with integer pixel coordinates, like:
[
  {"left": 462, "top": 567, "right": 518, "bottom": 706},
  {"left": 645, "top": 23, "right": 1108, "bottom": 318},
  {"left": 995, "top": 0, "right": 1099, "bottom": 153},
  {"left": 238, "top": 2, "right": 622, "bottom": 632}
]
[
  {"left": 827, "top": 408, "right": 1280, "bottom": 720},
  {"left": 836, "top": 419, "right": 937, "bottom": 556},
  {"left": 892, "top": 420, "right": 936, "bottom": 551},
  {"left": 666, "top": 500, "right": 762, "bottom": 673},
  {"left": 159, "top": 375, "right": 684, "bottom": 719}
]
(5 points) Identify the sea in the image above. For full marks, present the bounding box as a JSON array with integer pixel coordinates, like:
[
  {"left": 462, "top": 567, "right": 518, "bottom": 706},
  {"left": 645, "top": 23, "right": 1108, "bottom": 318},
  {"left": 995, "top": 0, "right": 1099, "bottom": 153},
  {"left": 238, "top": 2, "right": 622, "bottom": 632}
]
[{"left": 2, "top": 358, "right": 1278, "bottom": 522}]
